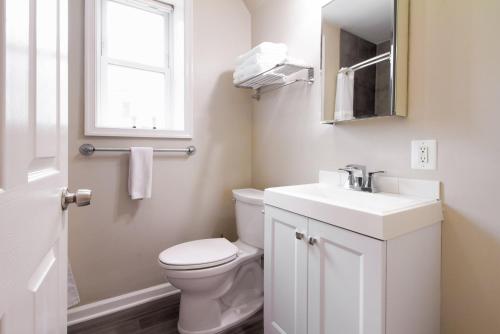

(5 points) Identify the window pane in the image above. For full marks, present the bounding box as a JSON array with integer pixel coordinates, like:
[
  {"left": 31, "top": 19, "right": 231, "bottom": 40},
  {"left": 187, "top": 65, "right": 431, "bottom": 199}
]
[
  {"left": 100, "top": 64, "right": 167, "bottom": 130},
  {"left": 106, "top": 0, "right": 166, "bottom": 67}
]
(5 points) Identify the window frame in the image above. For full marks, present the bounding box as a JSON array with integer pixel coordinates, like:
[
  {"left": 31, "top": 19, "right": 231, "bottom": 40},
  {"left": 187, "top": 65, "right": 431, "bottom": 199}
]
[{"left": 85, "top": 0, "right": 193, "bottom": 138}]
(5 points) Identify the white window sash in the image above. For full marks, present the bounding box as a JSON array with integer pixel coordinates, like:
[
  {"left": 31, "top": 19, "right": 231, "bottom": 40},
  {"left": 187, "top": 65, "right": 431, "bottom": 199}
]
[
  {"left": 115, "top": 0, "right": 174, "bottom": 14},
  {"left": 105, "top": 58, "right": 167, "bottom": 74},
  {"left": 100, "top": 0, "right": 172, "bottom": 130},
  {"left": 84, "top": 0, "right": 193, "bottom": 138}
]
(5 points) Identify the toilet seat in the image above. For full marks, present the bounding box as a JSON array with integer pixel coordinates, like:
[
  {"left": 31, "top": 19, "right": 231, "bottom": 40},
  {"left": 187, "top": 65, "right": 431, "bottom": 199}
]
[{"left": 159, "top": 238, "right": 239, "bottom": 270}]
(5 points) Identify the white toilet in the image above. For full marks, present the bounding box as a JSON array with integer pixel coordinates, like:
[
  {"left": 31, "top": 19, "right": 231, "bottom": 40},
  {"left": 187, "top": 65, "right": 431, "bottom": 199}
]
[{"left": 158, "top": 189, "right": 264, "bottom": 334}]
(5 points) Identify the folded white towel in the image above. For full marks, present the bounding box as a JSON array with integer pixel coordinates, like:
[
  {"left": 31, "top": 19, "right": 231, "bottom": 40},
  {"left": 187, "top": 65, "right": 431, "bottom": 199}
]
[
  {"left": 233, "top": 62, "right": 285, "bottom": 84},
  {"left": 128, "top": 147, "right": 153, "bottom": 200},
  {"left": 236, "top": 42, "right": 288, "bottom": 66},
  {"left": 237, "top": 52, "right": 288, "bottom": 70},
  {"left": 334, "top": 69, "right": 355, "bottom": 121},
  {"left": 234, "top": 62, "right": 277, "bottom": 80}
]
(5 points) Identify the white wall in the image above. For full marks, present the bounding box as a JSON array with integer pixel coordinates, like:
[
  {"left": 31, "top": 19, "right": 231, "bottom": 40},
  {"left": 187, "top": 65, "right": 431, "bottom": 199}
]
[
  {"left": 246, "top": 0, "right": 500, "bottom": 333},
  {"left": 68, "top": 0, "right": 253, "bottom": 305}
]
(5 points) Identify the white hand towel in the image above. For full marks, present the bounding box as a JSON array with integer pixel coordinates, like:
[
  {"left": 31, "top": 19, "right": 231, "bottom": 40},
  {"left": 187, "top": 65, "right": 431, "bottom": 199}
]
[
  {"left": 334, "top": 69, "right": 355, "bottom": 121},
  {"left": 236, "top": 42, "right": 288, "bottom": 66},
  {"left": 128, "top": 147, "right": 153, "bottom": 200}
]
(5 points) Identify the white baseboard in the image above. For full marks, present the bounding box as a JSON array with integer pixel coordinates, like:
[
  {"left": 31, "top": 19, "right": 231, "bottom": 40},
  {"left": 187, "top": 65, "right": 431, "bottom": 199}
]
[{"left": 67, "top": 283, "right": 179, "bottom": 326}]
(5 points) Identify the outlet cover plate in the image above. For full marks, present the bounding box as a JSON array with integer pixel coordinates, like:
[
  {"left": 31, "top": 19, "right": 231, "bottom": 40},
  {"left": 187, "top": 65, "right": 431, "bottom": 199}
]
[{"left": 411, "top": 140, "right": 437, "bottom": 170}]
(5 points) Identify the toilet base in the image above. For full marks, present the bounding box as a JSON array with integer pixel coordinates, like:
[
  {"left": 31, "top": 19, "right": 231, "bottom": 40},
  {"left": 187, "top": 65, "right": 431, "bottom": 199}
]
[
  {"left": 175, "top": 254, "right": 264, "bottom": 334},
  {"left": 177, "top": 297, "right": 263, "bottom": 334},
  {"left": 163, "top": 241, "right": 264, "bottom": 334}
]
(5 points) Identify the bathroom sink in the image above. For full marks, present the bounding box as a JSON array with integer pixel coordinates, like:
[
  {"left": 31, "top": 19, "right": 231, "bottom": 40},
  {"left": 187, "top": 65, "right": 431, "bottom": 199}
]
[
  {"left": 270, "top": 183, "right": 436, "bottom": 214},
  {"left": 264, "top": 171, "right": 443, "bottom": 240}
]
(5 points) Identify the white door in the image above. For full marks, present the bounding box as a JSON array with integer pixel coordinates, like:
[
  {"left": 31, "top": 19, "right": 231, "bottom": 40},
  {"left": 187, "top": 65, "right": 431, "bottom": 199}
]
[
  {"left": 264, "top": 206, "right": 308, "bottom": 334},
  {"left": 0, "top": 0, "right": 70, "bottom": 332},
  {"left": 307, "top": 219, "right": 386, "bottom": 334}
]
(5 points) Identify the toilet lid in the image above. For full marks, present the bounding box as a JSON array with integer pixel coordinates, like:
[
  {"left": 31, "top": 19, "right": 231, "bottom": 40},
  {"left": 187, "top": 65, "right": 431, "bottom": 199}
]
[{"left": 159, "top": 238, "right": 239, "bottom": 270}]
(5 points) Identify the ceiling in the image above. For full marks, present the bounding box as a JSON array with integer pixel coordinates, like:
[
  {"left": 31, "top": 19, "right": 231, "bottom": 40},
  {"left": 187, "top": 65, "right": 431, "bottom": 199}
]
[{"left": 322, "top": 0, "right": 393, "bottom": 44}]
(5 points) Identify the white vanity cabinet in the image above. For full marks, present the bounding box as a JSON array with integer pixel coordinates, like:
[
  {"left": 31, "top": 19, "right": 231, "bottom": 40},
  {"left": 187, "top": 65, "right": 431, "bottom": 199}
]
[
  {"left": 307, "top": 218, "right": 385, "bottom": 334},
  {"left": 264, "top": 205, "right": 441, "bottom": 334},
  {"left": 264, "top": 207, "right": 309, "bottom": 334}
]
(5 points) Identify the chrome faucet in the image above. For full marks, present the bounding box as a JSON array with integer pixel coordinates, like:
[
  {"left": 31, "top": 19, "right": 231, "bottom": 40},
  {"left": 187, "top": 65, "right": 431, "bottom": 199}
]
[
  {"left": 339, "top": 164, "right": 366, "bottom": 190},
  {"left": 338, "top": 165, "right": 384, "bottom": 193}
]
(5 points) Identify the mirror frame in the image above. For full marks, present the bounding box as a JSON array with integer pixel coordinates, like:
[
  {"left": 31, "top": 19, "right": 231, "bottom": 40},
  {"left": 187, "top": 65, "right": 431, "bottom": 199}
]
[{"left": 320, "top": 0, "right": 409, "bottom": 124}]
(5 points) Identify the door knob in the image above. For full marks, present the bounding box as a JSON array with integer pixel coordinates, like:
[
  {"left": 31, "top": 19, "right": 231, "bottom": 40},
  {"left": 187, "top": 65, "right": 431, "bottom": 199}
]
[
  {"left": 308, "top": 236, "right": 317, "bottom": 246},
  {"left": 295, "top": 231, "right": 305, "bottom": 240},
  {"left": 61, "top": 188, "right": 92, "bottom": 210}
]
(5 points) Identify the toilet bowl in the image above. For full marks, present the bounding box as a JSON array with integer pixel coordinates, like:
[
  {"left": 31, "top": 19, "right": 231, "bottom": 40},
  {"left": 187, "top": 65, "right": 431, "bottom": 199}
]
[{"left": 158, "top": 189, "right": 264, "bottom": 334}]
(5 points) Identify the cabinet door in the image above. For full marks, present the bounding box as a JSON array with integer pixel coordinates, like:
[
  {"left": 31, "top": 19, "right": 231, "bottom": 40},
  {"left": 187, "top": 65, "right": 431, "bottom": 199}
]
[
  {"left": 308, "top": 219, "right": 386, "bottom": 334},
  {"left": 264, "top": 206, "right": 308, "bottom": 334}
]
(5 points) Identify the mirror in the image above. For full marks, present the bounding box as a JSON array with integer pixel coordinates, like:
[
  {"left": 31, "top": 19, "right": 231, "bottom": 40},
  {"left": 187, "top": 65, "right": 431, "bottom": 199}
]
[{"left": 321, "top": 0, "right": 408, "bottom": 123}]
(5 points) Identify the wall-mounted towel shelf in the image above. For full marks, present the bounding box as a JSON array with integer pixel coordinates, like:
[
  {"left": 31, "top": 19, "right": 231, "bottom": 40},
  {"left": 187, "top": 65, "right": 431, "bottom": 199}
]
[
  {"left": 79, "top": 144, "right": 196, "bottom": 156},
  {"left": 234, "top": 63, "right": 314, "bottom": 100}
]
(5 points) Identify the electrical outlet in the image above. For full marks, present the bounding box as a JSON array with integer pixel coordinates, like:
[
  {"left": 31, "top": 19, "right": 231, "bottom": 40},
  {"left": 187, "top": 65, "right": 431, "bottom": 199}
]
[
  {"left": 419, "top": 145, "right": 429, "bottom": 164},
  {"left": 411, "top": 140, "right": 437, "bottom": 170}
]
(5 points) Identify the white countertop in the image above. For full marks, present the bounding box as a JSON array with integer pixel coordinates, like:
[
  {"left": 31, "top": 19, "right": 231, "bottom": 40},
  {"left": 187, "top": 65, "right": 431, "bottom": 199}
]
[{"left": 264, "top": 171, "right": 443, "bottom": 240}]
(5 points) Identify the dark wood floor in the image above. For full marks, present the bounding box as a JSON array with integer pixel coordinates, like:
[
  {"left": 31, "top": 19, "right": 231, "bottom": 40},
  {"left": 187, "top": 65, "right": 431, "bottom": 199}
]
[{"left": 68, "top": 293, "right": 263, "bottom": 334}]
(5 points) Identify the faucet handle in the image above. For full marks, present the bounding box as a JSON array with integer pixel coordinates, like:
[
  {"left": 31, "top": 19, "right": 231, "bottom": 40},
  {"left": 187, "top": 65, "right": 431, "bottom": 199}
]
[
  {"left": 363, "top": 171, "right": 385, "bottom": 193},
  {"left": 338, "top": 168, "right": 355, "bottom": 189}
]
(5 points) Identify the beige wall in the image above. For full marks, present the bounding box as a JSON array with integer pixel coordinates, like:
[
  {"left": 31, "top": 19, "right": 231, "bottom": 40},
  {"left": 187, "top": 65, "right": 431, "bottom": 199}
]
[
  {"left": 68, "top": 0, "right": 252, "bottom": 305},
  {"left": 247, "top": 0, "right": 500, "bottom": 333},
  {"left": 69, "top": 0, "right": 500, "bottom": 331}
]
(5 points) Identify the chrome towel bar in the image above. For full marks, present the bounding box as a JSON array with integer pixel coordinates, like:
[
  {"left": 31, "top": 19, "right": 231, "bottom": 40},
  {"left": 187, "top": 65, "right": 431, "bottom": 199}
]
[
  {"left": 344, "top": 52, "right": 391, "bottom": 73},
  {"left": 79, "top": 143, "right": 196, "bottom": 156}
]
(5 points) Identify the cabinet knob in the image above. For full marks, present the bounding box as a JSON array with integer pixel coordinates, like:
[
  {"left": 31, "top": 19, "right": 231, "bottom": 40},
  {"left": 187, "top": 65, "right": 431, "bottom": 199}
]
[
  {"left": 308, "top": 236, "right": 317, "bottom": 245},
  {"left": 295, "top": 231, "right": 304, "bottom": 240}
]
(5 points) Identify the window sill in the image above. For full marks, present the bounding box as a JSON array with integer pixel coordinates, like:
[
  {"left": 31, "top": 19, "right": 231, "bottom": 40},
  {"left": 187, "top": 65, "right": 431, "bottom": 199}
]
[{"left": 84, "top": 126, "right": 193, "bottom": 139}]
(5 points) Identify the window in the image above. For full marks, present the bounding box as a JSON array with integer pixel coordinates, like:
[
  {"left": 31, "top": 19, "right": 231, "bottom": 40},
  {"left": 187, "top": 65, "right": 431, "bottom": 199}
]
[{"left": 85, "top": 0, "right": 192, "bottom": 138}]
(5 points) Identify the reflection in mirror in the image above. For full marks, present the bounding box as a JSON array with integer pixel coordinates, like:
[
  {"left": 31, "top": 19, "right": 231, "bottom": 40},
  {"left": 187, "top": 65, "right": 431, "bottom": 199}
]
[{"left": 321, "top": 0, "right": 408, "bottom": 123}]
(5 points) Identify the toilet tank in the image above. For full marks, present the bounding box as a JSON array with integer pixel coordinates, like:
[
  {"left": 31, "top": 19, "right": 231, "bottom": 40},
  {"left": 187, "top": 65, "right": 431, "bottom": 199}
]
[{"left": 232, "top": 189, "right": 264, "bottom": 249}]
